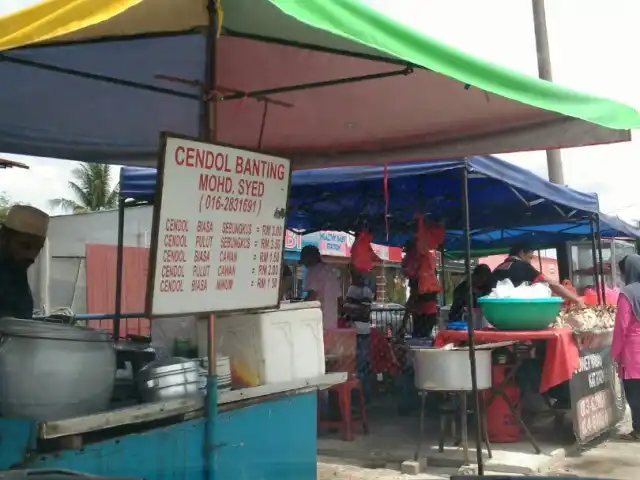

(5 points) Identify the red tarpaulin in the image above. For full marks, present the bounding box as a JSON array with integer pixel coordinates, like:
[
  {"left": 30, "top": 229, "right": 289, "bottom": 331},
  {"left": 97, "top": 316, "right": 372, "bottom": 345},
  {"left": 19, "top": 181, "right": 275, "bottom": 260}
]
[{"left": 85, "top": 243, "right": 150, "bottom": 337}]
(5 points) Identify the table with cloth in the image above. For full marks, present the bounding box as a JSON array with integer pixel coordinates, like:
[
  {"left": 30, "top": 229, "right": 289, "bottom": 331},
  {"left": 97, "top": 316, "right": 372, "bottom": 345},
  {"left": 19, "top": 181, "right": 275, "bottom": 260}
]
[
  {"left": 434, "top": 328, "right": 580, "bottom": 452},
  {"left": 435, "top": 328, "right": 579, "bottom": 392}
]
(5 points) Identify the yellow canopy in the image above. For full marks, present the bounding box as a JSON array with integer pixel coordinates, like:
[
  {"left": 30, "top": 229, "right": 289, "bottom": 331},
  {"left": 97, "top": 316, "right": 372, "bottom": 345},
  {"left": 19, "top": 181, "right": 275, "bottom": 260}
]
[{"left": 0, "top": 0, "right": 143, "bottom": 51}]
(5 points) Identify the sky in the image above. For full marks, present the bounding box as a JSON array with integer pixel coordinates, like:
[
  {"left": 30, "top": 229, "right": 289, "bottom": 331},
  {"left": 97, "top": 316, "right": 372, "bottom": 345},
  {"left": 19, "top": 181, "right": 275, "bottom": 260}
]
[{"left": 0, "top": 0, "right": 638, "bottom": 220}]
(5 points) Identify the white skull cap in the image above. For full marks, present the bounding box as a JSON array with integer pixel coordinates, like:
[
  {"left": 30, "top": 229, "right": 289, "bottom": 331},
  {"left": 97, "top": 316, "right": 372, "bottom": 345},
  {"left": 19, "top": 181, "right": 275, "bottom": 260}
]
[{"left": 3, "top": 205, "right": 49, "bottom": 237}]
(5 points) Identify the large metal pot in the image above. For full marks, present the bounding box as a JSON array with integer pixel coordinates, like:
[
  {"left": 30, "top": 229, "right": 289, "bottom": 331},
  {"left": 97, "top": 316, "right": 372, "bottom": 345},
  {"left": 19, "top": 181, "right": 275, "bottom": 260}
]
[
  {"left": 0, "top": 318, "right": 115, "bottom": 420},
  {"left": 137, "top": 357, "right": 202, "bottom": 402},
  {"left": 411, "top": 347, "right": 492, "bottom": 391}
]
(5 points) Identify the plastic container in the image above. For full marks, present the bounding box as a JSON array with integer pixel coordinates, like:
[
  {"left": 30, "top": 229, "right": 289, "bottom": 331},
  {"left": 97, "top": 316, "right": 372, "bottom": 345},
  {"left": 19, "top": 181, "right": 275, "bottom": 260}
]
[
  {"left": 485, "top": 384, "right": 521, "bottom": 442},
  {"left": 196, "top": 301, "right": 325, "bottom": 387},
  {"left": 477, "top": 297, "right": 562, "bottom": 330},
  {"left": 485, "top": 364, "right": 521, "bottom": 443}
]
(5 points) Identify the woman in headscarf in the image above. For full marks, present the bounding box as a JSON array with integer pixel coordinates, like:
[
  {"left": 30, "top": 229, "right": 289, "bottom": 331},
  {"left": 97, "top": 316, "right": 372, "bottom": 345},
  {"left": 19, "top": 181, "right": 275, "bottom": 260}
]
[{"left": 612, "top": 254, "right": 640, "bottom": 440}]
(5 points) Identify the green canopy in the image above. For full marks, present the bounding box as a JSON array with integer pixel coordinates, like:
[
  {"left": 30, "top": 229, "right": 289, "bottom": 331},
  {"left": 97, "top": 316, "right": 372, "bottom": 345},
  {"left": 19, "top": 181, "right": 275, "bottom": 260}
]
[
  {"left": 270, "top": 0, "right": 640, "bottom": 131},
  {"left": 0, "top": 0, "right": 635, "bottom": 168}
]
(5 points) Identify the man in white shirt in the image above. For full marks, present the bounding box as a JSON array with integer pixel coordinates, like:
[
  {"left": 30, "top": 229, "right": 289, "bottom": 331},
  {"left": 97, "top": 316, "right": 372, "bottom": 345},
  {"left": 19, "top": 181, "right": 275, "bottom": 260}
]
[{"left": 300, "top": 245, "right": 340, "bottom": 329}]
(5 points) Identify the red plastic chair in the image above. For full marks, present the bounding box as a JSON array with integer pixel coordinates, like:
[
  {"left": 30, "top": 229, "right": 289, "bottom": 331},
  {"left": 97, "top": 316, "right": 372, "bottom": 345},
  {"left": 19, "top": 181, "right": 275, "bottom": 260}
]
[{"left": 317, "top": 378, "right": 369, "bottom": 441}]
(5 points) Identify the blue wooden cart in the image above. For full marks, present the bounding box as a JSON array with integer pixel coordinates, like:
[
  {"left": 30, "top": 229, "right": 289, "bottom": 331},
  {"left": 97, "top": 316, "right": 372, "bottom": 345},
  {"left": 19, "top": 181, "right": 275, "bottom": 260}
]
[{"left": 0, "top": 372, "right": 343, "bottom": 480}]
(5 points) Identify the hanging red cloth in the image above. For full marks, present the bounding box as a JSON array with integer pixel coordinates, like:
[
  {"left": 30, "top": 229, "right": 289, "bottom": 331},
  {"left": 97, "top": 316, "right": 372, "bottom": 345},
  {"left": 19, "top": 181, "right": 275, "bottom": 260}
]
[
  {"left": 350, "top": 231, "right": 379, "bottom": 273},
  {"left": 413, "top": 216, "right": 444, "bottom": 294}
]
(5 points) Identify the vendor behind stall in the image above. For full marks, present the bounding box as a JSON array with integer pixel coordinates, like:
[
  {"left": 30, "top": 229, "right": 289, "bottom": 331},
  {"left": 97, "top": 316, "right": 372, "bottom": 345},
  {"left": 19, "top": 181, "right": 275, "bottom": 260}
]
[
  {"left": 448, "top": 264, "right": 492, "bottom": 321},
  {"left": 496, "top": 244, "right": 581, "bottom": 408},
  {"left": 492, "top": 243, "right": 585, "bottom": 308},
  {"left": 343, "top": 264, "right": 374, "bottom": 402},
  {"left": 402, "top": 240, "right": 439, "bottom": 338},
  {"left": 300, "top": 245, "right": 341, "bottom": 329},
  {"left": 0, "top": 205, "right": 49, "bottom": 318}
]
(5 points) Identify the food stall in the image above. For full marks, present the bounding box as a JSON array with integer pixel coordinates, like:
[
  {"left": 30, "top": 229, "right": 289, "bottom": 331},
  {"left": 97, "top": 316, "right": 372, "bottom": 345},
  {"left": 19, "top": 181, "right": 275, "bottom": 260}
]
[
  {"left": 283, "top": 155, "right": 640, "bottom": 467},
  {"left": 0, "top": 134, "right": 346, "bottom": 480},
  {"left": 0, "top": 1, "right": 639, "bottom": 479}
]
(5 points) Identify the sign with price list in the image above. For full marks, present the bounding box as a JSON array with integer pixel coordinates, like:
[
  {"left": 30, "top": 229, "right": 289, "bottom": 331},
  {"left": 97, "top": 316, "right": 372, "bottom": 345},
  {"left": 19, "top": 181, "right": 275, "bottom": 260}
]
[
  {"left": 146, "top": 134, "right": 291, "bottom": 317},
  {"left": 569, "top": 331, "right": 626, "bottom": 444}
]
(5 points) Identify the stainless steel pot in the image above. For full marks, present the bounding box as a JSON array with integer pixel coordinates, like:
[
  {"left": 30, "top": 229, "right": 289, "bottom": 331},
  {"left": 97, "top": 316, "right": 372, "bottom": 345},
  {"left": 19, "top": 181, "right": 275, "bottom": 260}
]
[
  {"left": 137, "top": 357, "right": 202, "bottom": 402},
  {"left": 411, "top": 347, "right": 492, "bottom": 391},
  {"left": 0, "top": 317, "right": 116, "bottom": 420}
]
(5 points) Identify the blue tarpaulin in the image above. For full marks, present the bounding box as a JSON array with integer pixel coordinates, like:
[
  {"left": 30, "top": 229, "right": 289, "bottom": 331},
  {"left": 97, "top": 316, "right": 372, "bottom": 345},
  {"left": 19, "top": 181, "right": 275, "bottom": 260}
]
[
  {"left": 285, "top": 156, "right": 598, "bottom": 232},
  {"left": 118, "top": 155, "right": 638, "bottom": 250},
  {"left": 0, "top": 34, "right": 204, "bottom": 164},
  {"left": 443, "top": 214, "right": 640, "bottom": 252}
]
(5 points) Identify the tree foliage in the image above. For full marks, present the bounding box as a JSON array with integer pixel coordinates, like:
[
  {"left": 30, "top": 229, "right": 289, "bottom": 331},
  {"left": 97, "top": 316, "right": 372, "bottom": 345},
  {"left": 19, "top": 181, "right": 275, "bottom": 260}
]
[
  {"left": 0, "top": 193, "right": 28, "bottom": 221},
  {"left": 49, "top": 163, "right": 119, "bottom": 213}
]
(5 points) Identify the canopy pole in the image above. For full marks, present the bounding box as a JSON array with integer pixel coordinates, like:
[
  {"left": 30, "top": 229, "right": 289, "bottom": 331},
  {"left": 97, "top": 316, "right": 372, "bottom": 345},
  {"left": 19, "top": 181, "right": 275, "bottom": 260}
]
[
  {"left": 113, "top": 197, "right": 125, "bottom": 340},
  {"left": 461, "top": 163, "right": 484, "bottom": 474},
  {"left": 203, "top": 3, "right": 218, "bottom": 480},
  {"left": 439, "top": 244, "right": 446, "bottom": 305},
  {"left": 595, "top": 215, "right": 607, "bottom": 305},
  {"left": 536, "top": 249, "right": 543, "bottom": 273},
  {"left": 588, "top": 215, "right": 602, "bottom": 304},
  {"left": 219, "top": 66, "right": 412, "bottom": 101}
]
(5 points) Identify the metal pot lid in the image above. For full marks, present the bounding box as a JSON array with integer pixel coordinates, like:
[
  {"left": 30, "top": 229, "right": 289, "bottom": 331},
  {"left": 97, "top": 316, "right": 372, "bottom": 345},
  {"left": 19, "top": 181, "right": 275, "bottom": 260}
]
[
  {"left": 0, "top": 317, "right": 112, "bottom": 342},
  {"left": 138, "top": 357, "right": 200, "bottom": 378}
]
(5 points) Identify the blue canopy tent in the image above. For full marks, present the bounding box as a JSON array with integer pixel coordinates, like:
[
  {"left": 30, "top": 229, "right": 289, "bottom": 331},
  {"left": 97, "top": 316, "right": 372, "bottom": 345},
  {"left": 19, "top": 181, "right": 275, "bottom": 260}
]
[
  {"left": 444, "top": 214, "right": 640, "bottom": 254},
  {"left": 120, "top": 155, "right": 613, "bottom": 248}
]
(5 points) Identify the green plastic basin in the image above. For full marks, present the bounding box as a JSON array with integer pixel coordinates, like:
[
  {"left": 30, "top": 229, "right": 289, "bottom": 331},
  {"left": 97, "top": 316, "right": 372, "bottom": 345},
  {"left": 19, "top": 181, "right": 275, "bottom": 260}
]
[{"left": 477, "top": 297, "right": 562, "bottom": 331}]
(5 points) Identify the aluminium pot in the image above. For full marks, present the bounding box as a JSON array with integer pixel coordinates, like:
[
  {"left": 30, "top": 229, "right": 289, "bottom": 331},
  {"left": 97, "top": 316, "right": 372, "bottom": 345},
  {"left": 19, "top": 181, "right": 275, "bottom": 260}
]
[
  {"left": 0, "top": 317, "right": 116, "bottom": 421},
  {"left": 411, "top": 347, "right": 492, "bottom": 391},
  {"left": 137, "top": 357, "right": 202, "bottom": 402}
]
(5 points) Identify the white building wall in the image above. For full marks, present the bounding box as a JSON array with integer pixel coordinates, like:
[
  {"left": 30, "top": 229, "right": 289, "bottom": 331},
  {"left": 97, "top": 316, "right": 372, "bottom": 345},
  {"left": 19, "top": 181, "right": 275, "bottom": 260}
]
[
  {"left": 33, "top": 205, "right": 154, "bottom": 313},
  {"left": 47, "top": 205, "right": 154, "bottom": 257}
]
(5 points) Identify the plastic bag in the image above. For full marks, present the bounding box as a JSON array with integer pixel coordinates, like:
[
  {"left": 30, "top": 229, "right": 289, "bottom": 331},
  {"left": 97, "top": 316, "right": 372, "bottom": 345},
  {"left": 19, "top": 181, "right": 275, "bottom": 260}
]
[
  {"left": 489, "top": 279, "right": 551, "bottom": 299},
  {"left": 605, "top": 286, "right": 619, "bottom": 305},
  {"left": 402, "top": 241, "right": 419, "bottom": 278},
  {"left": 350, "top": 231, "right": 376, "bottom": 272},
  {"left": 583, "top": 285, "right": 620, "bottom": 306},
  {"left": 413, "top": 216, "right": 442, "bottom": 294}
]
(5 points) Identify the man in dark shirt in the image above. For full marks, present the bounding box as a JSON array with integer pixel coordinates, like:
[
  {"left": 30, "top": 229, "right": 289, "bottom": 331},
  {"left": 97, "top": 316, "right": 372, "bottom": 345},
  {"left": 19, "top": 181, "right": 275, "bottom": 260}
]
[
  {"left": 0, "top": 205, "right": 49, "bottom": 318},
  {"left": 448, "top": 264, "right": 492, "bottom": 321},
  {"left": 492, "top": 243, "right": 585, "bottom": 307}
]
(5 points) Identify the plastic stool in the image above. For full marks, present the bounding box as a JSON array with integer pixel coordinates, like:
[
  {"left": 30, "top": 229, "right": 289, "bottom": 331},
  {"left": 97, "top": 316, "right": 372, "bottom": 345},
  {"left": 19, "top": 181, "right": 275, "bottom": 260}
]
[{"left": 318, "top": 378, "right": 369, "bottom": 441}]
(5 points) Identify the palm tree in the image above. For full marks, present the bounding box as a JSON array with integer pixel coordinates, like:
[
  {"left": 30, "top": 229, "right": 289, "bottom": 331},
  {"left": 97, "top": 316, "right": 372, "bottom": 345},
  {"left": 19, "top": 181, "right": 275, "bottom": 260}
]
[
  {"left": 0, "top": 192, "right": 25, "bottom": 221},
  {"left": 49, "top": 163, "right": 119, "bottom": 213}
]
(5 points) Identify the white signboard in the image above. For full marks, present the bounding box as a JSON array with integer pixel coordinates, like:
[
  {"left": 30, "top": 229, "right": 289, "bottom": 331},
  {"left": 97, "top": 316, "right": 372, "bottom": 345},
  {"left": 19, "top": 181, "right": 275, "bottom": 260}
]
[{"left": 146, "top": 134, "right": 290, "bottom": 317}]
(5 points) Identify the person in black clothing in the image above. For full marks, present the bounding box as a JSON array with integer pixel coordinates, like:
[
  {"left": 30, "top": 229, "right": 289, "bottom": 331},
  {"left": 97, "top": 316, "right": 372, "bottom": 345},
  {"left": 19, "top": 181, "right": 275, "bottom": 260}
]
[
  {"left": 448, "top": 264, "right": 492, "bottom": 321},
  {"left": 0, "top": 205, "right": 49, "bottom": 319},
  {"left": 496, "top": 244, "right": 584, "bottom": 408},
  {"left": 492, "top": 243, "right": 585, "bottom": 307}
]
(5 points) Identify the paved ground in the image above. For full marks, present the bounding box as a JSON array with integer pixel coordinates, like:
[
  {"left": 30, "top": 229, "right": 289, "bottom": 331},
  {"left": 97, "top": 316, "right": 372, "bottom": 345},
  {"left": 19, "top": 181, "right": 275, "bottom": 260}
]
[
  {"left": 553, "top": 440, "right": 640, "bottom": 479},
  {"left": 317, "top": 461, "right": 453, "bottom": 480},
  {"left": 549, "top": 412, "right": 637, "bottom": 479},
  {"left": 318, "top": 395, "right": 574, "bottom": 475}
]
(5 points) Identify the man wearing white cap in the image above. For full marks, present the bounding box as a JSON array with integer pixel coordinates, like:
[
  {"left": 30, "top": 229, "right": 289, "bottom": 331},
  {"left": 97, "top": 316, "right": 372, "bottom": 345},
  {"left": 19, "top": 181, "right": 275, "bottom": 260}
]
[{"left": 0, "top": 205, "right": 49, "bottom": 318}]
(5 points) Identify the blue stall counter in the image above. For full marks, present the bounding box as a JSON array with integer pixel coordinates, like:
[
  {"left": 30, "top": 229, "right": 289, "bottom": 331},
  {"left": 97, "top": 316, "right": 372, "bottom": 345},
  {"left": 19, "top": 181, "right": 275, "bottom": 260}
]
[{"left": 0, "top": 373, "right": 346, "bottom": 480}]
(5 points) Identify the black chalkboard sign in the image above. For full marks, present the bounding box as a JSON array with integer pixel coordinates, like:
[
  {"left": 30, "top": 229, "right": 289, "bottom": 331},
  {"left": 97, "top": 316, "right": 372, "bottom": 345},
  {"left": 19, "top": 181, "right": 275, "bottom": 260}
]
[{"left": 569, "top": 331, "right": 625, "bottom": 444}]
